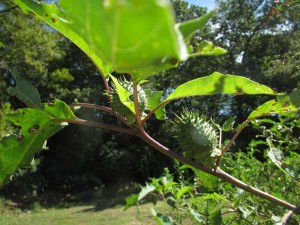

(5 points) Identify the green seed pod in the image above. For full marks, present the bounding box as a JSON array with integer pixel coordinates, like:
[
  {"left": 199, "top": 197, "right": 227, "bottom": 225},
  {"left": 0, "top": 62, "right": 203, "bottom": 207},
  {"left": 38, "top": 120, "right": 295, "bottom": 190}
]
[{"left": 172, "top": 110, "right": 219, "bottom": 167}]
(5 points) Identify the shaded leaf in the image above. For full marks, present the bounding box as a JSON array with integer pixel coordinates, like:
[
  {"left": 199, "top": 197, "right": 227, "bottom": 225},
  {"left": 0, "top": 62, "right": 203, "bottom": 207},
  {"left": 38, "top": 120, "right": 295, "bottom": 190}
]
[
  {"left": 222, "top": 116, "right": 236, "bottom": 132},
  {"left": 7, "top": 69, "right": 42, "bottom": 108},
  {"left": 144, "top": 89, "right": 166, "bottom": 120},
  {"left": 209, "top": 209, "right": 222, "bottom": 225},
  {"left": 0, "top": 100, "right": 76, "bottom": 186},
  {"left": 14, "top": 0, "right": 112, "bottom": 76},
  {"left": 59, "top": 0, "right": 188, "bottom": 80},
  {"left": 150, "top": 208, "right": 176, "bottom": 225}
]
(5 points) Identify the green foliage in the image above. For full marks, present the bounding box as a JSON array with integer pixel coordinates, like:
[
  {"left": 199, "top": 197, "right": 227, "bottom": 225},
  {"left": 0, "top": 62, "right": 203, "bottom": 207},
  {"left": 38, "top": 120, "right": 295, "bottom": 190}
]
[
  {"left": 14, "top": 0, "right": 112, "bottom": 77},
  {"left": 3, "top": 0, "right": 300, "bottom": 224},
  {"left": 0, "top": 102, "right": 13, "bottom": 141},
  {"left": 0, "top": 99, "right": 76, "bottom": 186},
  {"left": 7, "top": 69, "right": 42, "bottom": 108},
  {"left": 172, "top": 110, "right": 219, "bottom": 167}
]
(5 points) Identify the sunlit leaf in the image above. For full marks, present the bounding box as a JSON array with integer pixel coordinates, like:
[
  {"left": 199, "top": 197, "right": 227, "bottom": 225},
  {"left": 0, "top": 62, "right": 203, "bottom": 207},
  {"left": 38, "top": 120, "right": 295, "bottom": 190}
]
[
  {"left": 7, "top": 69, "right": 42, "bottom": 108},
  {"left": 189, "top": 40, "right": 228, "bottom": 57},
  {"left": 190, "top": 208, "right": 204, "bottom": 223},
  {"left": 192, "top": 168, "right": 218, "bottom": 190},
  {"left": 165, "top": 72, "right": 278, "bottom": 102},
  {"left": 123, "top": 194, "right": 139, "bottom": 211},
  {"left": 176, "top": 186, "right": 192, "bottom": 200},
  {"left": 110, "top": 75, "right": 136, "bottom": 115},
  {"left": 177, "top": 10, "right": 215, "bottom": 42},
  {"left": 0, "top": 100, "right": 76, "bottom": 186},
  {"left": 248, "top": 90, "right": 300, "bottom": 119},
  {"left": 14, "top": 0, "right": 112, "bottom": 76},
  {"left": 138, "top": 183, "right": 156, "bottom": 201},
  {"left": 59, "top": 0, "right": 188, "bottom": 80}
]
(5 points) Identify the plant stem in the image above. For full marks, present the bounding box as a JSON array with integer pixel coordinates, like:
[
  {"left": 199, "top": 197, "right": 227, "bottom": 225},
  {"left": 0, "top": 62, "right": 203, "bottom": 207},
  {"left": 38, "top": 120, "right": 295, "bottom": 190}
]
[
  {"left": 69, "top": 103, "right": 134, "bottom": 128},
  {"left": 138, "top": 129, "right": 298, "bottom": 211},
  {"left": 56, "top": 118, "right": 138, "bottom": 136},
  {"left": 69, "top": 103, "right": 112, "bottom": 113},
  {"left": 142, "top": 100, "right": 170, "bottom": 125},
  {"left": 133, "top": 81, "right": 142, "bottom": 128}
]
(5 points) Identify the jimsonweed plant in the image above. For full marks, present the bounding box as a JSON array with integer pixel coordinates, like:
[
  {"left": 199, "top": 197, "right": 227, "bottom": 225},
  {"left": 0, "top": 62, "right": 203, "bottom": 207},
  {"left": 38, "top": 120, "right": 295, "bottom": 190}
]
[{"left": 1, "top": 0, "right": 299, "bottom": 224}]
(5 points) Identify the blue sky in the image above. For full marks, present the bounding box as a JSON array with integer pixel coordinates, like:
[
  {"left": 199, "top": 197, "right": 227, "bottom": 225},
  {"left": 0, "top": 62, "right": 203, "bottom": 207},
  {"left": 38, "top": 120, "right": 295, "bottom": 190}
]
[{"left": 186, "top": 0, "right": 216, "bottom": 10}]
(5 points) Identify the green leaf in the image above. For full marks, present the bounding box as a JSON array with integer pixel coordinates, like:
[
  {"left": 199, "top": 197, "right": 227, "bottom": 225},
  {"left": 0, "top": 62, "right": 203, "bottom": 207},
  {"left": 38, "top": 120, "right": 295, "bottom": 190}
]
[
  {"left": 7, "top": 69, "right": 42, "bottom": 108},
  {"left": 0, "top": 100, "right": 76, "bottom": 186},
  {"left": 110, "top": 75, "right": 135, "bottom": 114},
  {"left": 248, "top": 90, "right": 300, "bottom": 119},
  {"left": 150, "top": 208, "right": 176, "bottom": 225},
  {"left": 165, "top": 72, "right": 278, "bottom": 103},
  {"left": 59, "top": 0, "right": 188, "bottom": 80},
  {"left": 222, "top": 116, "right": 236, "bottom": 132},
  {"left": 177, "top": 10, "right": 215, "bottom": 42},
  {"left": 189, "top": 208, "right": 204, "bottom": 223},
  {"left": 192, "top": 168, "right": 218, "bottom": 190},
  {"left": 138, "top": 183, "right": 156, "bottom": 201},
  {"left": 176, "top": 186, "right": 192, "bottom": 200},
  {"left": 14, "top": 0, "right": 112, "bottom": 77},
  {"left": 189, "top": 40, "right": 228, "bottom": 57},
  {"left": 123, "top": 194, "right": 139, "bottom": 211},
  {"left": 209, "top": 208, "right": 222, "bottom": 225},
  {"left": 144, "top": 89, "right": 166, "bottom": 120}
]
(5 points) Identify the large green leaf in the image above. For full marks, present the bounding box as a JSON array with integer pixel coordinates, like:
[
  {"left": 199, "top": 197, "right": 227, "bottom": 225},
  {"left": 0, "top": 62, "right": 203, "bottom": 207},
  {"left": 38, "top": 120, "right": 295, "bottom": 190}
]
[
  {"left": 0, "top": 100, "right": 76, "bottom": 186},
  {"left": 165, "top": 72, "right": 279, "bottom": 102},
  {"left": 59, "top": 0, "right": 188, "bottom": 80},
  {"left": 7, "top": 69, "right": 42, "bottom": 108},
  {"left": 248, "top": 90, "right": 300, "bottom": 119},
  {"left": 14, "top": 0, "right": 112, "bottom": 76}
]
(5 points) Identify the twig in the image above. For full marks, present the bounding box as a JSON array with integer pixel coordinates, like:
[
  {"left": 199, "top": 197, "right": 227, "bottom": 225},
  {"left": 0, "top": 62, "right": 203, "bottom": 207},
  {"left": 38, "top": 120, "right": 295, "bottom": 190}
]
[
  {"left": 282, "top": 206, "right": 300, "bottom": 225},
  {"left": 55, "top": 118, "right": 138, "bottom": 136},
  {"left": 142, "top": 100, "right": 170, "bottom": 125},
  {"left": 138, "top": 129, "right": 297, "bottom": 211},
  {"left": 69, "top": 102, "right": 134, "bottom": 128}
]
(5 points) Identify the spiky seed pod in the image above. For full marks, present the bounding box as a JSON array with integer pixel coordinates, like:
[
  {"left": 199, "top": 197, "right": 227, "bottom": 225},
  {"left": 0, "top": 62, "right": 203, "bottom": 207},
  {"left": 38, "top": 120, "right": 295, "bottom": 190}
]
[
  {"left": 172, "top": 110, "right": 219, "bottom": 167},
  {"left": 110, "top": 77, "right": 148, "bottom": 124}
]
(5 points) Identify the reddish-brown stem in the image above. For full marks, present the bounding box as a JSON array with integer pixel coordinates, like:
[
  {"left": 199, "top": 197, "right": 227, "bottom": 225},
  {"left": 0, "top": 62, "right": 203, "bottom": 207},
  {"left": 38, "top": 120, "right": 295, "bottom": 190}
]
[
  {"left": 56, "top": 118, "right": 138, "bottom": 136},
  {"left": 142, "top": 100, "right": 170, "bottom": 125},
  {"left": 69, "top": 103, "right": 112, "bottom": 113},
  {"left": 138, "top": 129, "right": 297, "bottom": 211},
  {"left": 69, "top": 102, "right": 133, "bottom": 128}
]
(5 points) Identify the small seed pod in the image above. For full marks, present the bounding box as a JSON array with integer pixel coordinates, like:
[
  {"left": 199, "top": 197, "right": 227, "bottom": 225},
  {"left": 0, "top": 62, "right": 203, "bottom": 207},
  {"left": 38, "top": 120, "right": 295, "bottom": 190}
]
[{"left": 172, "top": 110, "right": 219, "bottom": 167}]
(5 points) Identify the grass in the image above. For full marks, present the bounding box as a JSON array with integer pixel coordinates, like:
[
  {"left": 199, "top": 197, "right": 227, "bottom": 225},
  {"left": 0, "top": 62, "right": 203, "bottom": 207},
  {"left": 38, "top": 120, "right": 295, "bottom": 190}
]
[
  {"left": 0, "top": 201, "right": 169, "bottom": 225},
  {"left": 0, "top": 185, "right": 194, "bottom": 225}
]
